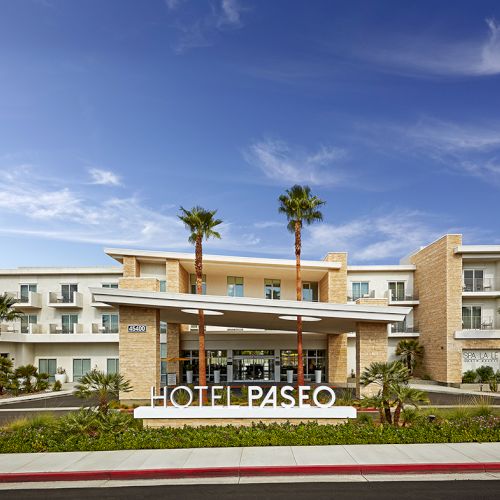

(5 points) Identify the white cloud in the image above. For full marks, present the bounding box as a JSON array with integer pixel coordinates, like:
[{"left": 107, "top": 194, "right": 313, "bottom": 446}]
[
  {"left": 245, "top": 139, "right": 346, "bottom": 186},
  {"left": 361, "top": 18, "right": 500, "bottom": 77},
  {"left": 0, "top": 166, "right": 259, "bottom": 251},
  {"left": 304, "top": 211, "right": 448, "bottom": 262},
  {"left": 218, "top": 0, "right": 243, "bottom": 27},
  {"left": 164, "top": 0, "right": 186, "bottom": 10},
  {"left": 88, "top": 168, "right": 121, "bottom": 186}
]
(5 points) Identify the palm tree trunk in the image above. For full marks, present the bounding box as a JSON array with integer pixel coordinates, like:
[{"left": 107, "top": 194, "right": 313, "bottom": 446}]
[
  {"left": 295, "top": 221, "right": 304, "bottom": 387},
  {"left": 195, "top": 236, "right": 207, "bottom": 404},
  {"left": 393, "top": 403, "right": 402, "bottom": 427}
]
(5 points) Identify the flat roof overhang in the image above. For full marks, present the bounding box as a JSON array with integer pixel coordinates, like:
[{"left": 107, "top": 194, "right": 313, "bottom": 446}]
[{"left": 90, "top": 288, "right": 411, "bottom": 334}]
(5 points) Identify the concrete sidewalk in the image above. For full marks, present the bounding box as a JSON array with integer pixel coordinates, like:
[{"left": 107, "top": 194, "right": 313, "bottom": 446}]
[{"left": 0, "top": 443, "right": 499, "bottom": 482}]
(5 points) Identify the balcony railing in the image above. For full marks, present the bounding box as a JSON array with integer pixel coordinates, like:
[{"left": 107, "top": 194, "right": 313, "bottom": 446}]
[
  {"left": 48, "top": 292, "right": 83, "bottom": 308},
  {"left": 6, "top": 291, "right": 43, "bottom": 308},
  {"left": 462, "top": 320, "right": 496, "bottom": 330},
  {"left": 0, "top": 323, "right": 19, "bottom": 334},
  {"left": 386, "top": 290, "right": 419, "bottom": 302},
  {"left": 49, "top": 323, "right": 84, "bottom": 334},
  {"left": 462, "top": 278, "right": 499, "bottom": 292},
  {"left": 348, "top": 290, "right": 375, "bottom": 302},
  {"left": 92, "top": 323, "right": 119, "bottom": 334},
  {"left": 390, "top": 322, "right": 419, "bottom": 334}
]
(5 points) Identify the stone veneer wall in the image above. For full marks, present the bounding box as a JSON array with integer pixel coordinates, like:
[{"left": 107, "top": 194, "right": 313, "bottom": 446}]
[
  {"left": 322, "top": 252, "right": 349, "bottom": 385},
  {"left": 409, "top": 234, "right": 463, "bottom": 384},
  {"left": 123, "top": 256, "right": 140, "bottom": 278},
  {"left": 118, "top": 277, "right": 160, "bottom": 402}
]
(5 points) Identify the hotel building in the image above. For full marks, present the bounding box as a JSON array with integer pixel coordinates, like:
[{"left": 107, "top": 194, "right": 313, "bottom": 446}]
[{"left": 0, "top": 234, "right": 499, "bottom": 402}]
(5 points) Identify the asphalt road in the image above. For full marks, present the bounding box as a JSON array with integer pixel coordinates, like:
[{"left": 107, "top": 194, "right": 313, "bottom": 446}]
[{"left": 0, "top": 481, "right": 498, "bottom": 500}]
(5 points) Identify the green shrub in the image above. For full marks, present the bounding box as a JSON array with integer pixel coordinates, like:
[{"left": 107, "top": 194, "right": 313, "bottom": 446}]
[
  {"left": 52, "top": 380, "right": 62, "bottom": 392},
  {"left": 462, "top": 370, "right": 477, "bottom": 383},
  {"left": 476, "top": 366, "right": 495, "bottom": 384}
]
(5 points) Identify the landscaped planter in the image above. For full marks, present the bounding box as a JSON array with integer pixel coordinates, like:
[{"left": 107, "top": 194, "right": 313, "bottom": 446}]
[{"left": 54, "top": 373, "right": 67, "bottom": 384}]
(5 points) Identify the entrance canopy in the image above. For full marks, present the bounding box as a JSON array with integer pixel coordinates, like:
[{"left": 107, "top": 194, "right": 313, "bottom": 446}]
[{"left": 91, "top": 288, "right": 411, "bottom": 334}]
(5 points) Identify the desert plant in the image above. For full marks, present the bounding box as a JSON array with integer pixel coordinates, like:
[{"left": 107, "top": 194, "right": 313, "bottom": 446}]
[
  {"left": 400, "top": 407, "right": 419, "bottom": 427},
  {"left": 52, "top": 380, "right": 62, "bottom": 391},
  {"left": 335, "top": 389, "right": 356, "bottom": 406},
  {"left": 0, "top": 357, "right": 13, "bottom": 395},
  {"left": 14, "top": 364, "right": 37, "bottom": 393},
  {"left": 74, "top": 369, "right": 132, "bottom": 414},
  {"left": 360, "top": 360, "right": 410, "bottom": 423},
  {"left": 462, "top": 370, "right": 477, "bottom": 383},
  {"left": 34, "top": 372, "right": 49, "bottom": 392},
  {"left": 391, "top": 384, "right": 429, "bottom": 426},
  {"left": 395, "top": 339, "right": 424, "bottom": 375},
  {"left": 56, "top": 367, "right": 66, "bottom": 375},
  {"left": 179, "top": 206, "right": 222, "bottom": 403},
  {"left": 278, "top": 185, "right": 325, "bottom": 385},
  {"left": 359, "top": 392, "right": 386, "bottom": 422}
]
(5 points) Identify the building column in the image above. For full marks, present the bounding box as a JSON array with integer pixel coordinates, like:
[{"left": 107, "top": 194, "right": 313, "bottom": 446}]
[
  {"left": 327, "top": 333, "right": 347, "bottom": 385},
  {"left": 355, "top": 321, "right": 388, "bottom": 398},
  {"left": 119, "top": 305, "right": 160, "bottom": 403},
  {"left": 166, "top": 323, "right": 180, "bottom": 383}
]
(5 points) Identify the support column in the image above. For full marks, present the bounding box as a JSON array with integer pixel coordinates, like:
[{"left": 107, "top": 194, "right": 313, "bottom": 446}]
[
  {"left": 327, "top": 333, "right": 347, "bottom": 385},
  {"left": 355, "top": 321, "right": 388, "bottom": 398},
  {"left": 119, "top": 306, "right": 160, "bottom": 403},
  {"left": 167, "top": 323, "right": 180, "bottom": 382}
]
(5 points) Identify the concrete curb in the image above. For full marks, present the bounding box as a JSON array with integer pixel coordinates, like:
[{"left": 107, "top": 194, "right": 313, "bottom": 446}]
[{"left": 1, "top": 462, "right": 500, "bottom": 483}]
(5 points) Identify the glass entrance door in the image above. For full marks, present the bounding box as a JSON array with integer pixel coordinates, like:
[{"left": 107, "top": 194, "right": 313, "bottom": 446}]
[{"left": 232, "top": 350, "right": 275, "bottom": 381}]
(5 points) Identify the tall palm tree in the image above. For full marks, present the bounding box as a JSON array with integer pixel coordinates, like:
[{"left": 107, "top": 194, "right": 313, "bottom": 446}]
[
  {"left": 179, "top": 206, "right": 222, "bottom": 400},
  {"left": 0, "top": 292, "right": 21, "bottom": 323},
  {"left": 396, "top": 339, "right": 424, "bottom": 375},
  {"left": 278, "top": 185, "right": 325, "bottom": 386}
]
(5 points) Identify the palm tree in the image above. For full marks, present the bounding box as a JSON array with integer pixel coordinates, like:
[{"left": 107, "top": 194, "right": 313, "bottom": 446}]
[
  {"left": 0, "top": 292, "right": 21, "bottom": 323},
  {"left": 0, "top": 357, "right": 13, "bottom": 395},
  {"left": 75, "top": 369, "right": 132, "bottom": 414},
  {"left": 391, "top": 384, "right": 429, "bottom": 426},
  {"left": 14, "top": 364, "right": 38, "bottom": 393},
  {"left": 179, "top": 206, "right": 222, "bottom": 400},
  {"left": 359, "top": 391, "right": 386, "bottom": 423},
  {"left": 396, "top": 339, "right": 424, "bottom": 375},
  {"left": 360, "top": 360, "right": 410, "bottom": 423},
  {"left": 278, "top": 185, "right": 325, "bottom": 386}
]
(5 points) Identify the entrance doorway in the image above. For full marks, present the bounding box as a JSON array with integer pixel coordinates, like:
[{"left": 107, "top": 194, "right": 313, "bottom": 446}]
[{"left": 232, "top": 350, "right": 274, "bottom": 381}]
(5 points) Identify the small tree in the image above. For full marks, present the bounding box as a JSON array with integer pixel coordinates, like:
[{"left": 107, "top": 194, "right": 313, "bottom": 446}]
[
  {"left": 395, "top": 339, "right": 423, "bottom": 375},
  {"left": 391, "top": 384, "right": 429, "bottom": 426},
  {"left": 75, "top": 369, "right": 132, "bottom": 414},
  {"left": 476, "top": 365, "right": 495, "bottom": 390},
  {"left": 360, "top": 361, "right": 410, "bottom": 424},
  {"left": 462, "top": 369, "right": 477, "bottom": 384},
  {"left": 0, "top": 357, "right": 13, "bottom": 395},
  {"left": 34, "top": 372, "right": 50, "bottom": 392}
]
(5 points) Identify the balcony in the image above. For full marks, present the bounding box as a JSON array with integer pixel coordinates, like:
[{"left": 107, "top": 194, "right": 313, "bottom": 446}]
[
  {"left": 385, "top": 290, "right": 419, "bottom": 304},
  {"left": 389, "top": 322, "right": 419, "bottom": 337},
  {"left": 48, "top": 292, "right": 83, "bottom": 308},
  {"left": 0, "top": 323, "right": 19, "bottom": 334},
  {"left": 462, "top": 278, "right": 500, "bottom": 296},
  {"left": 92, "top": 323, "right": 119, "bottom": 334},
  {"left": 7, "top": 291, "right": 43, "bottom": 309},
  {"left": 347, "top": 290, "right": 375, "bottom": 302},
  {"left": 49, "top": 323, "right": 84, "bottom": 334},
  {"left": 455, "top": 322, "right": 500, "bottom": 339}
]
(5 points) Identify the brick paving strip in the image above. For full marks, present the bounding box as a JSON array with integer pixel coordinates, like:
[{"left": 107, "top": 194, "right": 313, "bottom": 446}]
[{"left": 0, "top": 443, "right": 498, "bottom": 483}]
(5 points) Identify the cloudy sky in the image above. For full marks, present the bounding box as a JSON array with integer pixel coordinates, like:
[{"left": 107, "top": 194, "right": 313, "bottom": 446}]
[{"left": 1, "top": 0, "right": 500, "bottom": 267}]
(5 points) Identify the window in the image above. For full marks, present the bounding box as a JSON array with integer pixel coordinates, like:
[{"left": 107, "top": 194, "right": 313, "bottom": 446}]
[
  {"left": 351, "top": 282, "right": 369, "bottom": 301},
  {"left": 107, "top": 358, "right": 119, "bottom": 374},
  {"left": 227, "top": 276, "right": 244, "bottom": 297},
  {"left": 391, "top": 320, "right": 406, "bottom": 333},
  {"left": 388, "top": 281, "right": 405, "bottom": 301},
  {"left": 73, "top": 358, "right": 91, "bottom": 382},
  {"left": 160, "top": 343, "right": 167, "bottom": 385},
  {"left": 280, "top": 350, "right": 326, "bottom": 382},
  {"left": 61, "top": 283, "right": 78, "bottom": 303},
  {"left": 463, "top": 270, "right": 484, "bottom": 292},
  {"left": 102, "top": 314, "right": 119, "bottom": 334},
  {"left": 190, "top": 274, "right": 206, "bottom": 294},
  {"left": 20, "top": 315, "right": 37, "bottom": 334},
  {"left": 159, "top": 280, "right": 167, "bottom": 292},
  {"left": 180, "top": 350, "right": 228, "bottom": 383},
  {"left": 302, "top": 282, "right": 318, "bottom": 302},
  {"left": 19, "top": 284, "right": 37, "bottom": 303},
  {"left": 102, "top": 283, "right": 118, "bottom": 289},
  {"left": 264, "top": 279, "right": 281, "bottom": 300},
  {"left": 61, "top": 314, "right": 78, "bottom": 334},
  {"left": 39, "top": 359, "right": 56, "bottom": 382},
  {"left": 160, "top": 321, "right": 167, "bottom": 334},
  {"left": 462, "top": 306, "right": 482, "bottom": 329}
]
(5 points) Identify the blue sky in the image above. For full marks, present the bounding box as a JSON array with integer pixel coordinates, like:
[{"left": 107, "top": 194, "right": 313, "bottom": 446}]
[{"left": 1, "top": 0, "right": 500, "bottom": 267}]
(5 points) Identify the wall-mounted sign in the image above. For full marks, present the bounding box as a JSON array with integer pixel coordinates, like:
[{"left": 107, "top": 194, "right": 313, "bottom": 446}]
[
  {"left": 463, "top": 350, "right": 500, "bottom": 372},
  {"left": 128, "top": 324, "right": 147, "bottom": 333},
  {"left": 133, "top": 385, "right": 357, "bottom": 420}
]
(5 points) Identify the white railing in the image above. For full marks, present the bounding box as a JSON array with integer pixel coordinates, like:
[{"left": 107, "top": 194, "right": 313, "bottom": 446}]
[{"left": 48, "top": 292, "right": 83, "bottom": 307}]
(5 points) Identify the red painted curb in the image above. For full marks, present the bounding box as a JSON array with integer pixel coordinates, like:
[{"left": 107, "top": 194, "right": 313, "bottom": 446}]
[{"left": 0, "top": 462, "right": 499, "bottom": 483}]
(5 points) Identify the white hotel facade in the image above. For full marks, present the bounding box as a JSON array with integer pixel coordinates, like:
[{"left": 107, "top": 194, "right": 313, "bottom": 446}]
[{"left": 0, "top": 234, "right": 499, "bottom": 400}]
